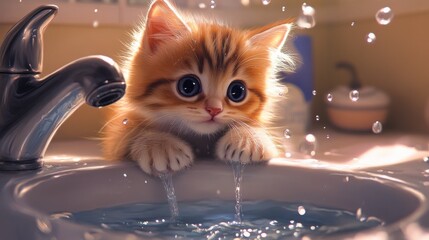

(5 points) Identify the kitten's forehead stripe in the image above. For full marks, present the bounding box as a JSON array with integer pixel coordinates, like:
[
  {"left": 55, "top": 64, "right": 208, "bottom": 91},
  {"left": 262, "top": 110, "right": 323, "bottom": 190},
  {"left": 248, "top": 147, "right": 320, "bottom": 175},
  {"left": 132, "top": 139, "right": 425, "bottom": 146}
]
[{"left": 200, "top": 34, "right": 214, "bottom": 71}]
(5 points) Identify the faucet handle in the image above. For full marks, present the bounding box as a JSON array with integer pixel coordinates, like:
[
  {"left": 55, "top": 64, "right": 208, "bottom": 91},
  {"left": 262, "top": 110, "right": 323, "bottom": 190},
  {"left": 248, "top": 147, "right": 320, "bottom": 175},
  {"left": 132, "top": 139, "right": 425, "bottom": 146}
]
[{"left": 0, "top": 5, "right": 58, "bottom": 74}]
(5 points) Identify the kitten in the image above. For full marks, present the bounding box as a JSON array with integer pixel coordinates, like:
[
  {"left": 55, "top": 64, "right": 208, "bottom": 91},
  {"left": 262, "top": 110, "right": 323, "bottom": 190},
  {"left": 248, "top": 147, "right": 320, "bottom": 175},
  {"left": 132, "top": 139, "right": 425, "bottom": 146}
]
[{"left": 102, "top": 0, "right": 294, "bottom": 175}]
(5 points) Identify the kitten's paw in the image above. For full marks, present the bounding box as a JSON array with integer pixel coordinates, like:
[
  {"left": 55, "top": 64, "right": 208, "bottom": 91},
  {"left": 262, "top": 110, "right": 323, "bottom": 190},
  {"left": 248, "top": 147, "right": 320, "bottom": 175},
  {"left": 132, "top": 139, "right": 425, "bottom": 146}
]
[
  {"left": 130, "top": 132, "right": 193, "bottom": 175},
  {"left": 216, "top": 127, "right": 278, "bottom": 164}
]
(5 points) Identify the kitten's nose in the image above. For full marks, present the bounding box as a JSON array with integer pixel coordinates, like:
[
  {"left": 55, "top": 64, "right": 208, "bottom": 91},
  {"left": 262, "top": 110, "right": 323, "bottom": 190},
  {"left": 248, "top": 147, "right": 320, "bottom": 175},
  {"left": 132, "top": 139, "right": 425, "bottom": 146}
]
[{"left": 205, "top": 98, "right": 223, "bottom": 117}]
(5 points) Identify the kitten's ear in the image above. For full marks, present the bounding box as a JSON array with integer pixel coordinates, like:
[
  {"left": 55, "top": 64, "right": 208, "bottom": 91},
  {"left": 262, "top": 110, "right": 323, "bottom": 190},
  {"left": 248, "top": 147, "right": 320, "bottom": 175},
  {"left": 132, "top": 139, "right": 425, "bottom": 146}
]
[
  {"left": 143, "top": 0, "right": 191, "bottom": 53},
  {"left": 248, "top": 22, "right": 292, "bottom": 50}
]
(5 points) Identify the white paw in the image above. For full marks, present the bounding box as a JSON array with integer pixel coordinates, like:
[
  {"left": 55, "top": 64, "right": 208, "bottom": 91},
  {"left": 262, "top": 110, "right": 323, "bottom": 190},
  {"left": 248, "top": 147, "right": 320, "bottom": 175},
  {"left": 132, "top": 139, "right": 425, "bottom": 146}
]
[
  {"left": 216, "top": 127, "right": 278, "bottom": 164},
  {"left": 130, "top": 131, "right": 193, "bottom": 175}
]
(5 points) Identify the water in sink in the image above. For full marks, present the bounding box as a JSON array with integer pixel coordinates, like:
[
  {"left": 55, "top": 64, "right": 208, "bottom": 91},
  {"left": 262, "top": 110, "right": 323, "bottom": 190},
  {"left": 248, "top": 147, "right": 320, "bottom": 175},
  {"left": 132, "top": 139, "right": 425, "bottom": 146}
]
[{"left": 54, "top": 200, "right": 383, "bottom": 239}]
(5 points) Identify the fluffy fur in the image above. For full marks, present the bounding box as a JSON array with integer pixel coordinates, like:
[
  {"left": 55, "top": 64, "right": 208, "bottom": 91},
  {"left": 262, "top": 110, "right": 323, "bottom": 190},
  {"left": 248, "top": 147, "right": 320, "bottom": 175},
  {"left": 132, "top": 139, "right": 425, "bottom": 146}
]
[{"left": 102, "top": 0, "right": 295, "bottom": 175}]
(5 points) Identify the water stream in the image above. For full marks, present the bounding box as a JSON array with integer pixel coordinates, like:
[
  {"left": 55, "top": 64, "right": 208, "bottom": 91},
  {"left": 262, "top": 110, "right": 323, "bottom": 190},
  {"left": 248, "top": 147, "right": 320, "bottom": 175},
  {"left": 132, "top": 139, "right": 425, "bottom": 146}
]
[
  {"left": 231, "top": 162, "right": 245, "bottom": 224},
  {"left": 158, "top": 173, "right": 179, "bottom": 220}
]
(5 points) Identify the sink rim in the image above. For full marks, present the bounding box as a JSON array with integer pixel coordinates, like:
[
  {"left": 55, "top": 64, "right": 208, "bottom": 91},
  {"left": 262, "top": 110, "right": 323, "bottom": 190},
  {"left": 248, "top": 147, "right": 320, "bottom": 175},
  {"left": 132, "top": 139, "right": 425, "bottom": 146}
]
[{"left": 5, "top": 160, "right": 428, "bottom": 240}]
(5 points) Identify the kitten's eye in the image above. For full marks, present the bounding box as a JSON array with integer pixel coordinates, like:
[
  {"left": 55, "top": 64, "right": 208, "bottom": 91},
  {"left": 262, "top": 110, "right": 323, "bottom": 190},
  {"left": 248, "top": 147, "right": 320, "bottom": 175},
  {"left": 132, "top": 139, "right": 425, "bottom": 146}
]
[
  {"left": 227, "top": 80, "right": 246, "bottom": 102},
  {"left": 177, "top": 75, "right": 201, "bottom": 97}
]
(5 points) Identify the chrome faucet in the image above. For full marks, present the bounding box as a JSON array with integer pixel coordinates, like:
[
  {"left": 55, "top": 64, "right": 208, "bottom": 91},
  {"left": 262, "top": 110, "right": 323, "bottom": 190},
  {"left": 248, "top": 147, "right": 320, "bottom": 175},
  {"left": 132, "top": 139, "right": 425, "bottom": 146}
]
[{"left": 0, "top": 5, "right": 126, "bottom": 170}]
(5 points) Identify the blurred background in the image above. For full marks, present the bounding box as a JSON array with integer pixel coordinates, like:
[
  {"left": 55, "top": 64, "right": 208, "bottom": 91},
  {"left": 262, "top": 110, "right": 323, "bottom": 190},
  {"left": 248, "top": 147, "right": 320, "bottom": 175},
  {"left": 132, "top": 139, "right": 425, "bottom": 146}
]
[{"left": 1, "top": 0, "right": 429, "bottom": 140}]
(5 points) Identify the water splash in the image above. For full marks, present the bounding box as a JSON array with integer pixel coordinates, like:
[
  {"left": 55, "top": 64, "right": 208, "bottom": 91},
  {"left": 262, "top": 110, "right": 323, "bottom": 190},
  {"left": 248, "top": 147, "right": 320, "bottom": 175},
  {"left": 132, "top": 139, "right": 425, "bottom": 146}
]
[
  {"left": 232, "top": 162, "right": 245, "bottom": 223},
  {"left": 296, "top": 3, "right": 316, "bottom": 29},
  {"left": 159, "top": 173, "right": 179, "bottom": 220},
  {"left": 376, "top": 7, "right": 394, "bottom": 25}
]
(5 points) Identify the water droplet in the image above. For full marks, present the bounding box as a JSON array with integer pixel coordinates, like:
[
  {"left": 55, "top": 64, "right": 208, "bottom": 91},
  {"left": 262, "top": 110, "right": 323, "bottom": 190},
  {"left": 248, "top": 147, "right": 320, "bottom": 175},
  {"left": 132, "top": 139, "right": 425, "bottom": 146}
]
[
  {"left": 284, "top": 129, "right": 292, "bottom": 139},
  {"left": 315, "top": 115, "right": 320, "bottom": 121},
  {"left": 243, "top": 231, "right": 251, "bottom": 237},
  {"left": 269, "top": 220, "right": 278, "bottom": 226},
  {"left": 298, "top": 206, "right": 306, "bottom": 215},
  {"left": 351, "top": 21, "right": 355, "bottom": 27},
  {"left": 312, "top": 90, "right": 317, "bottom": 96},
  {"left": 372, "top": 121, "right": 383, "bottom": 134},
  {"left": 423, "top": 156, "right": 429, "bottom": 163},
  {"left": 262, "top": 0, "right": 271, "bottom": 5},
  {"left": 366, "top": 32, "right": 376, "bottom": 43},
  {"left": 241, "top": 0, "right": 250, "bottom": 7},
  {"left": 92, "top": 20, "right": 99, "bottom": 28},
  {"left": 36, "top": 217, "right": 52, "bottom": 234},
  {"left": 356, "top": 208, "right": 363, "bottom": 219},
  {"left": 285, "top": 152, "right": 292, "bottom": 158},
  {"left": 94, "top": 8, "right": 98, "bottom": 13},
  {"left": 216, "top": 189, "right": 221, "bottom": 195},
  {"left": 327, "top": 93, "right": 333, "bottom": 102},
  {"left": 326, "top": 134, "right": 330, "bottom": 139},
  {"left": 122, "top": 119, "right": 128, "bottom": 125},
  {"left": 210, "top": 0, "right": 216, "bottom": 9},
  {"left": 282, "top": 6, "right": 286, "bottom": 12},
  {"left": 123, "top": 173, "right": 127, "bottom": 177},
  {"left": 144, "top": 180, "right": 148, "bottom": 184},
  {"left": 296, "top": 3, "right": 316, "bottom": 29},
  {"left": 349, "top": 90, "right": 359, "bottom": 101},
  {"left": 299, "top": 134, "right": 317, "bottom": 157},
  {"left": 376, "top": 7, "right": 393, "bottom": 25},
  {"left": 198, "top": 3, "right": 206, "bottom": 8}
]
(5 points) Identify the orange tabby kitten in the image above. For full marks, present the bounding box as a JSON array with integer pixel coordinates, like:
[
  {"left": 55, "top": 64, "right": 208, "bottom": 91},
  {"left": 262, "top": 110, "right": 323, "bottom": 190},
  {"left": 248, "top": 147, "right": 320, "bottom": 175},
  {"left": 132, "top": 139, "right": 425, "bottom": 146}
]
[{"left": 102, "top": 0, "right": 294, "bottom": 175}]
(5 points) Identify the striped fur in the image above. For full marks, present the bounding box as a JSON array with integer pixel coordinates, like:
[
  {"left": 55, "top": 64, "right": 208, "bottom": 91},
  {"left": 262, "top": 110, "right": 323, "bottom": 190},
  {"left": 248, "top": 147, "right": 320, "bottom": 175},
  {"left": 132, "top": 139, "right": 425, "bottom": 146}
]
[{"left": 102, "top": 0, "right": 294, "bottom": 174}]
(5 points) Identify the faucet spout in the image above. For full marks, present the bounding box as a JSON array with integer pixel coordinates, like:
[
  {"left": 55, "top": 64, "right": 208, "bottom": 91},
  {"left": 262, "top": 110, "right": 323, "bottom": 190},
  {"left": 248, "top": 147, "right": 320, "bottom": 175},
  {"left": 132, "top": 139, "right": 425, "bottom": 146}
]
[{"left": 0, "top": 6, "right": 126, "bottom": 171}]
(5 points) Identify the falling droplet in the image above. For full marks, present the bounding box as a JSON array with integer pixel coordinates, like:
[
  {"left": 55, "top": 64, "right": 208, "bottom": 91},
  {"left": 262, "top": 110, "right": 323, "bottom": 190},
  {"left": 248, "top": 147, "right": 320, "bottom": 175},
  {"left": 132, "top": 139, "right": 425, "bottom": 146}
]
[
  {"left": 312, "top": 90, "right": 317, "bottom": 96},
  {"left": 94, "top": 8, "right": 98, "bottom": 13},
  {"left": 262, "top": 0, "right": 271, "bottom": 5},
  {"left": 298, "top": 206, "right": 306, "bottom": 215},
  {"left": 198, "top": 3, "right": 206, "bottom": 8},
  {"left": 296, "top": 3, "right": 316, "bottom": 29},
  {"left": 92, "top": 20, "right": 99, "bottom": 28},
  {"left": 366, "top": 32, "right": 376, "bottom": 43},
  {"left": 423, "top": 156, "right": 429, "bottom": 163},
  {"left": 299, "top": 134, "right": 317, "bottom": 157},
  {"left": 349, "top": 90, "right": 359, "bottom": 101},
  {"left": 282, "top": 6, "right": 286, "bottom": 12},
  {"left": 210, "top": 0, "right": 216, "bottom": 9},
  {"left": 284, "top": 129, "right": 292, "bottom": 139},
  {"left": 315, "top": 115, "right": 320, "bottom": 121},
  {"left": 122, "top": 119, "right": 128, "bottom": 125},
  {"left": 372, "top": 121, "right": 383, "bottom": 134},
  {"left": 376, "top": 7, "right": 393, "bottom": 25},
  {"left": 327, "top": 93, "right": 333, "bottom": 102},
  {"left": 351, "top": 21, "right": 355, "bottom": 27}
]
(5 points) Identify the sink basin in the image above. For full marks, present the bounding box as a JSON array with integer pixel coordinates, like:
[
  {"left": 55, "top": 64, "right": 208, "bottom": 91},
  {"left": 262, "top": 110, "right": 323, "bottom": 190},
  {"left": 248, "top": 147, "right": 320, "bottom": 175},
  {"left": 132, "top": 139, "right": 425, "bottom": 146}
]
[{"left": 4, "top": 158, "right": 426, "bottom": 239}]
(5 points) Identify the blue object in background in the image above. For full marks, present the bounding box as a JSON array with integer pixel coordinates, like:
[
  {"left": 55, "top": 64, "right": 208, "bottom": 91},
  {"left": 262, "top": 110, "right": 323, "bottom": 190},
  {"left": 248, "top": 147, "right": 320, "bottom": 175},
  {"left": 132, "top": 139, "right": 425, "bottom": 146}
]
[{"left": 281, "top": 35, "right": 314, "bottom": 102}]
